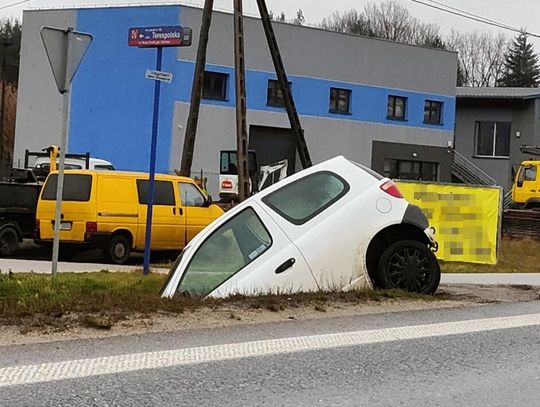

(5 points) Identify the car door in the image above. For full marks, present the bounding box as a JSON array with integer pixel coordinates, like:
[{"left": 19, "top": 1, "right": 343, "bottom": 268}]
[
  {"left": 162, "top": 202, "right": 319, "bottom": 298},
  {"left": 177, "top": 182, "right": 213, "bottom": 244},
  {"left": 136, "top": 179, "right": 181, "bottom": 250},
  {"left": 514, "top": 165, "right": 538, "bottom": 205}
]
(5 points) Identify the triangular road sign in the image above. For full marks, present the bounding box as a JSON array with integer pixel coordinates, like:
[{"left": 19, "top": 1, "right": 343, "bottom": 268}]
[{"left": 41, "top": 26, "right": 93, "bottom": 94}]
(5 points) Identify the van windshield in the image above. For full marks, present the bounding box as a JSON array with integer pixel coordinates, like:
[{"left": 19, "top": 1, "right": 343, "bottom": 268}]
[{"left": 42, "top": 174, "right": 92, "bottom": 202}]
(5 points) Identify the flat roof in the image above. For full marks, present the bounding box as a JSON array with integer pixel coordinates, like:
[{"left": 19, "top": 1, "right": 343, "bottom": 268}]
[
  {"left": 457, "top": 87, "right": 540, "bottom": 100},
  {"left": 25, "top": 2, "right": 457, "bottom": 55}
]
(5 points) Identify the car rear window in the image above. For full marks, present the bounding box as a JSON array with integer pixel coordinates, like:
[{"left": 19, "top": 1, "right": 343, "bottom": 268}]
[
  {"left": 262, "top": 171, "right": 350, "bottom": 225},
  {"left": 136, "top": 180, "right": 175, "bottom": 206},
  {"left": 42, "top": 174, "right": 92, "bottom": 202}
]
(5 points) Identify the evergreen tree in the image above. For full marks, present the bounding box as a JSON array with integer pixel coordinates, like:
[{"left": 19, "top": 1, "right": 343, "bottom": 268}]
[
  {"left": 293, "top": 9, "right": 305, "bottom": 26},
  {"left": 0, "top": 18, "right": 21, "bottom": 86},
  {"left": 499, "top": 31, "right": 540, "bottom": 87}
]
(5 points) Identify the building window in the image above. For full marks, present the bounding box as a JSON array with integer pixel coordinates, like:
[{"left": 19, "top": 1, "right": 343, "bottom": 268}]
[
  {"left": 202, "top": 71, "right": 228, "bottom": 100},
  {"left": 424, "top": 100, "right": 443, "bottom": 124},
  {"left": 387, "top": 96, "right": 407, "bottom": 120},
  {"left": 384, "top": 159, "right": 438, "bottom": 182},
  {"left": 475, "top": 121, "right": 511, "bottom": 157},
  {"left": 329, "top": 88, "right": 351, "bottom": 114},
  {"left": 267, "top": 79, "right": 291, "bottom": 107}
]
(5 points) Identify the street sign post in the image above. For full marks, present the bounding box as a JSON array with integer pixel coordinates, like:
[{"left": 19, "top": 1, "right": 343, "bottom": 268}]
[
  {"left": 41, "top": 26, "right": 93, "bottom": 275},
  {"left": 129, "top": 25, "right": 192, "bottom": 275}
]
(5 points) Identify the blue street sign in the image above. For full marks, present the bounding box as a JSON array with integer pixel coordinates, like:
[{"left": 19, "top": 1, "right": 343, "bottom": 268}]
[{"left": 128, "top": 26, "right": 192, "bottom": 48}]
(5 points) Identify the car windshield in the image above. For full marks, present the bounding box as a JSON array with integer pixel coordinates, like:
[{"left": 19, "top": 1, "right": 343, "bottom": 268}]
[{"left": 176, "top": 207, "right": 272, "bottom": 297}]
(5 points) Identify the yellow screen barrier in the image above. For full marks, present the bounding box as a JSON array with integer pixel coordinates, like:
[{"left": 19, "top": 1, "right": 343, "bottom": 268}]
[{"left": 396, "top": 181, "right": 502, "bottom": 265}]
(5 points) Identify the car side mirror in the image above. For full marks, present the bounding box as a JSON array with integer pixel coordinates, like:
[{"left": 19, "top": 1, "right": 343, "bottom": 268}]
[{"left": 204, "top": 195, "right": 213, "bottom": 207}]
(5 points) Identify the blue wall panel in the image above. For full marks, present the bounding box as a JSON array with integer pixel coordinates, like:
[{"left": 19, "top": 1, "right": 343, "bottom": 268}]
[
  {"left": 176, "top": 61, "right": 455, "bottom": 130},
  {"left": 71, "top": 6, "right": 181, "bottom": 172}
]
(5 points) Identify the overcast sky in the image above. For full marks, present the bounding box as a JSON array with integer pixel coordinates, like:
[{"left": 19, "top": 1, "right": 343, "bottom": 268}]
[{"left": 2, "top": 0, "right": 540, "bottom": 48}]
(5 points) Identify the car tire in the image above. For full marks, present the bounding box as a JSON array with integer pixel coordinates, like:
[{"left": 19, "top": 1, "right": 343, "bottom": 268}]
[
  {"left": 377, "top": 240, "right": 440, "bottom": 295},
  {"left": 104, "top": 234, "right": 131, "bottom": 265},
  {"left": 0, "top": 227, "right": 19, "bottom": 257}
]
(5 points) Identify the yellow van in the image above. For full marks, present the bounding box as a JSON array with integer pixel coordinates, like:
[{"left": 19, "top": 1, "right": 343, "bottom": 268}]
[{"left": 36, "top": 170, "right": 224, "bottom": 264}]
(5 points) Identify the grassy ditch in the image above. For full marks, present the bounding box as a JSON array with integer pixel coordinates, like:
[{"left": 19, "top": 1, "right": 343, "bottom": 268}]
[
  {"left": 441, "top": 238, "right": 540, "bottom": 273},
  {"left": 0, "top": 271, "right": 439, "bottom": 330}
]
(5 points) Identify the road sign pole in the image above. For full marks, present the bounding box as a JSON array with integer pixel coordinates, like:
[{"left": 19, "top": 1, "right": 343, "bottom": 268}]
[
  {"left": 143, "top": 46, "right": 163, "bottom": 275},
  {"left": 51, "top": 28, "right": 74, "bottom": 275}
]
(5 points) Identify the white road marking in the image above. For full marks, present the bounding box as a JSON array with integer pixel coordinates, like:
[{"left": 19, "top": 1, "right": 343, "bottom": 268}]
[{"left": 1, "top": 313, "right": 540, "bottom": 387}]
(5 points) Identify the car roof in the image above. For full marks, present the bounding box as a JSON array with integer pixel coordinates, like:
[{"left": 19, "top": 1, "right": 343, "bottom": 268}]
[{"left": 50, "top": 169, "right": 196, "bottom": 183}]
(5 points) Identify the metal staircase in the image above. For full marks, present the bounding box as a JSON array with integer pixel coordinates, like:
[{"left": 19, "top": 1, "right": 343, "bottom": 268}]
[{"left": 450, "top": 148, "right": 498, "bottom": 186}]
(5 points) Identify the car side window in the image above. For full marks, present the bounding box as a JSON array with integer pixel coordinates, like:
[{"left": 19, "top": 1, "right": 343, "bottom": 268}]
[
  {"left": 262, "top": 171, "right": 350, "bottom": 225},
  {"left": 179, "top": 182, "right": 206, "bottom": 207},
  {"left": 176, "top": 207, "right": 272, "bottom": 297}
]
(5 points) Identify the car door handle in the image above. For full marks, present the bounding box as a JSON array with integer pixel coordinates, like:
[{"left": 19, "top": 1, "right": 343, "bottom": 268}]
[{"left": 275, "top": 258, "right": 296, "bottom": 274}]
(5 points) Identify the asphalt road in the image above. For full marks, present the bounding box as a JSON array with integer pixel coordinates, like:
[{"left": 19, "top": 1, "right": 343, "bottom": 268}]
[{"left": 1, "top": 302, "right": 539, "bottom": 406}]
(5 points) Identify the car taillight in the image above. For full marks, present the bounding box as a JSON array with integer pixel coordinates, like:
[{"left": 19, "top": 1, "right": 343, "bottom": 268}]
[
  {"left": 85, "top": 221, "right": 97, "bottom": 241},
  {"left": 380, "top": 180, "right": 404, "bottom": 199},
  {"left": 35, "top": 219, "right": 40, "bottom": 230},
  {"left": 86, "top": 221, "right": 97, "bottom": 233},
  {"left": 221, "top": 180, "right": 233, "bottom": 189}
]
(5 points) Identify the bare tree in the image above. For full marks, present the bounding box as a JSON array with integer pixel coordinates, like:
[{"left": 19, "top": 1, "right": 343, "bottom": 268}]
[
  {"left": 446, "top": 30, "right": 507, "bottom": 86},
  {"left": 320, "top": 1, "right": 444, "bottom": 48}
]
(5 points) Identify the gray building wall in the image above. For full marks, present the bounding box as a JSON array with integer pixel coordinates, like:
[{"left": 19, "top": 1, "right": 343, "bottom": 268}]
[
  {"left": 170, "top": 102, "right": 453, "bottom": 197},
  {"left": 180, "top": 7, "right": 458, "bottom": 96},
  {"left": 14, "top": 5, "right": 457, "bottom": 198},
  {"left": 14, "top": 10, "right": 77, "bottom": 167},
  {"left": 455, "top": 98, "right": 540, "bottom": 189}
]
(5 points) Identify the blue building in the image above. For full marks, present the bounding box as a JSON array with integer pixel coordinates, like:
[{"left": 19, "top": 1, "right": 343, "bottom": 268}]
[{"left": 15, "top": 4, "right": 457, "bottom": 196}]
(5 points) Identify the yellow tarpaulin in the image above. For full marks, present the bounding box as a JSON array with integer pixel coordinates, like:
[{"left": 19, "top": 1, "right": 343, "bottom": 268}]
[{"left": 396, "top": 181, "right": 502, "bottom": 265}]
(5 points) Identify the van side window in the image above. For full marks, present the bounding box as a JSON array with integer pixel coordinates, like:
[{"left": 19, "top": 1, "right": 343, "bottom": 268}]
[
  {"left": 136, "top": 180, "right": 175, "bottom": 206},
  {"left": 179, "top": 183, "right": 206, "bottom": 207},
  {"left": 42, "top": 174, "right": 92, "bottom": 202}
]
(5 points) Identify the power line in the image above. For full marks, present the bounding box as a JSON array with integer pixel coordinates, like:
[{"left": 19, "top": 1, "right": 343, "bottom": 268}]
[
  {"left": 0, "top": 0, "right": 29, "bottom": 12},
  {"left": 408, "top": 0, "right": 540, "bottom": 38}
]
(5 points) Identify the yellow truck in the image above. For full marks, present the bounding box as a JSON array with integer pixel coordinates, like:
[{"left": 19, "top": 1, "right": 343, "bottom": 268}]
[
  {"left": 512, "top": 145, "right": 540, "bottom": 209},
  {"left": 35, "top": 170, "right": 224, "bottom": 264}
]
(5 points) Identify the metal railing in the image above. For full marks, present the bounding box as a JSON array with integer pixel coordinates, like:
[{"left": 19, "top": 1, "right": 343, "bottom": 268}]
[
  {"left": 503, "top": 190, "right": 513, "bottom": 210},
  {"left": 450, "top": 149, "right": 498, "bottom": 186}
]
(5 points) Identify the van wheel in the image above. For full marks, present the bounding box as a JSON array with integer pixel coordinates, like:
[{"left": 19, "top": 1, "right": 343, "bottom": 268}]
[
  {"left": 104, "top": 234, "right": 131, "bottom": 265},
  {"left": 0, "top": 227, "right": 19, "bottom": 257},
  {"left": 377, "top": 240, "right": 440, "bottom": 295}
]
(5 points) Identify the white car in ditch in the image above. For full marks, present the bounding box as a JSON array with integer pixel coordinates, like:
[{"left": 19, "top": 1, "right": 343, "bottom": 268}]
[{"left": 161, "top": 156, "right": 440, "bottom": 298}]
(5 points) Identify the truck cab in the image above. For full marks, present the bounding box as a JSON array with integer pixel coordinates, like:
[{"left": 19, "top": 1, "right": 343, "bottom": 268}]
[{"left": 512, "top": 160, "right": 539, "bottom": 209}]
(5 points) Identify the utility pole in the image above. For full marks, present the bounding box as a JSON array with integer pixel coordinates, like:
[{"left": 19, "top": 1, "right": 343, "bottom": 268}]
[
  {"left": 233, "top": 0, "right": 250, "bottom": 201},
  {"left": 179, "top": 0, "right": 311, "bottom": 184},
  {"left": 179, "top": 0, "right": 214, "bottom": 177},
  {"left": 256, "top": 0, "right": 312, "bottom": 169}
]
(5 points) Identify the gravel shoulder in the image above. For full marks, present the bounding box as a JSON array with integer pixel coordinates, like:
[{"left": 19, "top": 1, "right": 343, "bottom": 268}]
[{"left": 1, "top": 284, "right": 538, "bottom": 347}]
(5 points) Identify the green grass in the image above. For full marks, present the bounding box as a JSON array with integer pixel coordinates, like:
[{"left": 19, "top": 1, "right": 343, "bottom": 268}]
[
  {"left": 441, "top": 238, "right": 540, "bottom": 273},
  {"left": 0, "top": 271, "right": 438, "bottom": 327}
]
